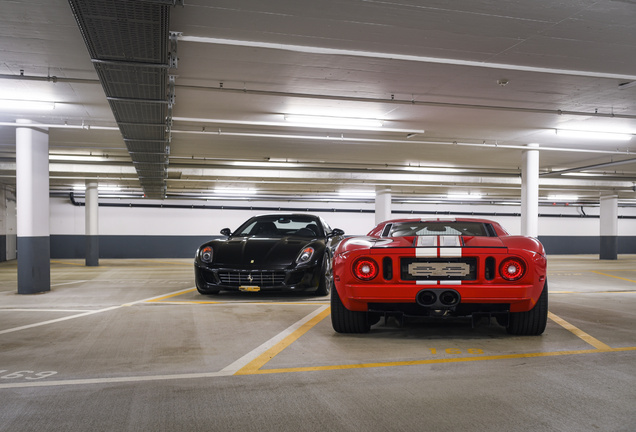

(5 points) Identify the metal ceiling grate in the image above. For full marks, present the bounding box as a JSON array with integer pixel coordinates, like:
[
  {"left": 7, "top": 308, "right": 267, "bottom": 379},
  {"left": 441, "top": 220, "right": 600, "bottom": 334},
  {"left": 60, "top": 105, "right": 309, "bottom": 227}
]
[
  {"left": 68, "top": 0, "right": 178, "bottom": 199},
  {"left": 119, "top": 124, "right": 166, "bottom": 141},
  {"left": 94, "top": 63, "right": 168, "bottom": 100}
]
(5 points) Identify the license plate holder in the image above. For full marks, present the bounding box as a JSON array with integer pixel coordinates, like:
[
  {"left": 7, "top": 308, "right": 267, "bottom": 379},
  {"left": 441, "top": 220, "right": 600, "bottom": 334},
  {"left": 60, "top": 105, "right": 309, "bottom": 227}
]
[{"left": 239, "top": 285, "right": 261, "bottom": 292}]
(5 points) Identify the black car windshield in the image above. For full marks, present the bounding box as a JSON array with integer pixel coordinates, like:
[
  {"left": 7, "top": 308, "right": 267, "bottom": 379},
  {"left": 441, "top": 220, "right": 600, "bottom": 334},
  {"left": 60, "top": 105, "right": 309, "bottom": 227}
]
[
  {"left": 233, "top": 216, "right": 324, "bottom": 238},
  {"left": 388, "top": 221, "right": 494, "bottom": 237}
]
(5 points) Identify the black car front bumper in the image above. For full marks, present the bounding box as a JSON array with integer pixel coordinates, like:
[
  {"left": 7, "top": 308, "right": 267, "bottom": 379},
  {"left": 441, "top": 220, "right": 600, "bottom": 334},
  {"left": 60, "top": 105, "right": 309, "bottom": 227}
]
[{"left": 194, "top": 263, "right": 321, "bottom": 293}]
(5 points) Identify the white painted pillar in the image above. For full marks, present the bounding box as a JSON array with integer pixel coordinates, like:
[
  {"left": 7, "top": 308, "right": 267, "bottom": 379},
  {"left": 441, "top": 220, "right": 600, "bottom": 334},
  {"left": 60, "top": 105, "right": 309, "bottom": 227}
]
[
  {"left": 600, "top": 194, "right": 618, "bottom": 260},
  {"left": 85, "top": 180, "right": 99, "bottom": 266},
  {"left": 375, "top": 186, "right": 392, "bottom": 225},
  {"left": 521, "top": 143, "right": 539, "bottom": 238},
  {"left": 16, "top": 119, "right": 50, "bottom": 294}
]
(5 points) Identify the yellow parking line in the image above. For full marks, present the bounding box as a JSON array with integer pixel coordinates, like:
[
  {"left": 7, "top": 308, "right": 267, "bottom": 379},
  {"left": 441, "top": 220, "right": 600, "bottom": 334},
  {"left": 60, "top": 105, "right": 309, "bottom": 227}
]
[
  {"left": 150, "top": 300, "right": 330, "bottom": 306},
  {"left": 50, "top": 260, "right": 86, "bottom": 266},
  {"left": 591, "top": 271, "right": 636, "bottom": 284},
  {"left": 146, "top": 288, "right": 197, "bottom": 302},
  {"left": 548, "top": 312, "right": 612, "bottom": 350},
  {"left": 243, "top": 346, "right": 636, "bottom": 375},
  {"left": 139, "top": 260, "right": 191, "bottom": 266},
  {"left": 235, "top": 306, "right": 332, "bottom": 375},
  {"left": 231, "top": 309, "right": 624, "bottom": 375},
  {"left": 152, "top": 300, "right": 223, "bottom": 305}
]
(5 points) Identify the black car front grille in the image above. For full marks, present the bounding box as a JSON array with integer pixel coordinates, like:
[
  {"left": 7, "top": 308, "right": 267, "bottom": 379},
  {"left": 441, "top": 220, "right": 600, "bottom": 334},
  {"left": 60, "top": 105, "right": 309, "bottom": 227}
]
[
  {"left": 400, "top": 257, "right": 477, "bottom": 281},
  {"left": 217, "top": 271, "right": 287, "bottom": 287}
]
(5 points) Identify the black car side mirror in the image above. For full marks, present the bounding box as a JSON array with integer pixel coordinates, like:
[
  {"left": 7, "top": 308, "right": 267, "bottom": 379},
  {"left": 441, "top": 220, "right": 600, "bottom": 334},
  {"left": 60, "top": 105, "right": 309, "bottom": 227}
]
[
  {"left": 328, "top": 228, "right": 345, "bottom": 238},
  {"left": 220, "top": 228, "right": 232, "bottom": 237}
]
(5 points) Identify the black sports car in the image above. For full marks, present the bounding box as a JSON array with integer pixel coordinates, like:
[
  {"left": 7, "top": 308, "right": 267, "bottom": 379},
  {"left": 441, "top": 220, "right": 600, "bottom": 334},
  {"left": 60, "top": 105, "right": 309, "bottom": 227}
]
[{"left": 194, "top": 214, "right": 344, "bottom": 296}]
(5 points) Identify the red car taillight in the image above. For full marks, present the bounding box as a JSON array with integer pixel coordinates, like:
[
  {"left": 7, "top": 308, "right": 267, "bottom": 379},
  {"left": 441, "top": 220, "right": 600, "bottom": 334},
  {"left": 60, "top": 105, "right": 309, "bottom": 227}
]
[
  {"left": 353, "top": 257, "right": 379, "bottom": 281},
  {"left": 499, "top": 257, "right": 526, "bottom": 281}
]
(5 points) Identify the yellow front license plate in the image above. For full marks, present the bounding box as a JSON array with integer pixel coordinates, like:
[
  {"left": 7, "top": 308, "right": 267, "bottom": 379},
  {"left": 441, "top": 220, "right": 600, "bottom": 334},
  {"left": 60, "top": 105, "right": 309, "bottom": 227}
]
[{"left": 239, "top": 286, "right": 261, "bottom": 292}]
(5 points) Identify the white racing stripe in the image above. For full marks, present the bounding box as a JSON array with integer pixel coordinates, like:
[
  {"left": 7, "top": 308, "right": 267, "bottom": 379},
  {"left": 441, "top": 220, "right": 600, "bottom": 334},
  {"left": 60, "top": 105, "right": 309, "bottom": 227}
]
[
  {"left": 415, "top": 236, "right": 463, "bottom": 258},
  {"left": 415, "top": 236, "right": 438, "bottom": 258}
]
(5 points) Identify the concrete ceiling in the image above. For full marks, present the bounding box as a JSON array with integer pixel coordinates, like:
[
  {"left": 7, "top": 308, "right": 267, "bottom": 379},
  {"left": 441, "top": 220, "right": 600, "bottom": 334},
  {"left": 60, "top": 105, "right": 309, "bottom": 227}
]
[{"left": 1, "top": 0, "right": 635, "bottom": 203}]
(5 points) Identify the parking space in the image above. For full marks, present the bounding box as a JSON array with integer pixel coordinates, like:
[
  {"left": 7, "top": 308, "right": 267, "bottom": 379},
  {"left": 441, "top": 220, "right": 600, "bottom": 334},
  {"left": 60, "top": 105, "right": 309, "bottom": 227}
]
[{"left": 0, "top": 257, "right": 634, "bottom": 431}]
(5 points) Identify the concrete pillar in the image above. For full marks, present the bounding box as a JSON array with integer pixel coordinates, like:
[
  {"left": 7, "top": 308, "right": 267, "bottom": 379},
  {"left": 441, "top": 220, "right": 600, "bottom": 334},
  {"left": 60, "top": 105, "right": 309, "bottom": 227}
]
[
  {"left": 600, "top": 194, "right": 618, "bottom": 260},
  {"left": 85, "top": 180, "right": 99, "bottom": 266},
  {"left": 16, "top": 120, "right": 50, "bottom": 294},
  {"left": 521, "top": 143, "right": 539, "bottom": 238},
  {"left": 375, "top": 186, "right": 392, "bottom": 225}
]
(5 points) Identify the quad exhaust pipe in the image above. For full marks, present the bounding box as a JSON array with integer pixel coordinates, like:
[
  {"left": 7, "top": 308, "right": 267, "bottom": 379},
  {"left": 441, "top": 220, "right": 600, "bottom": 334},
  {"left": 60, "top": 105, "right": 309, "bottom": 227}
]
[{"left": 416, "top": 289, "right": 460, "bottom": 308}]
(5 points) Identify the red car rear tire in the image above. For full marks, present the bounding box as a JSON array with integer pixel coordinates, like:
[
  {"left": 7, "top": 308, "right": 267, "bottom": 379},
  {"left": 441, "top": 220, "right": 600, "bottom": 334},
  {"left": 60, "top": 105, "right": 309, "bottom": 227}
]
[
  {"left": 507, "top": 280, "right": 548, "bottom": 336},
  {"left": 331, "top": 283, "right": 370, "bottom": 333}
]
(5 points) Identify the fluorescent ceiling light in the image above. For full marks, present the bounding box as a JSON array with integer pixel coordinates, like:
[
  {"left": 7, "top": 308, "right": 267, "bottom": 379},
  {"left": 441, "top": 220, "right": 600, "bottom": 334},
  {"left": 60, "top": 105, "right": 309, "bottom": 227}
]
[
  {"left": 547, "top": 195, "right": 578, "bottom": 201},
  {"left": 213, "top": 187, "right": 258, "bottom": 195},
  {"left": 403, "top": 166, "right": 462, "bottom": 173},
  {"left": 73, "top": 185, "right": 121, "bottom": 192},
  {"left": 555, "top": 129, "right": 632, "bottom": 141},
  {"left": 231, "top": 161, "right": 300, "bottom": 168},
  {"left": 560, "top": 172, "right": 600, "bottom": 177},
  {"left": 447, "top": 192, "right": 482, "bottom": 200},
  {"left": 285, "top": 115, "right": 383, "bottom": 128},
  {"left": 338, "top": 189, "right": 375, "bottom": 198},
  {"left": 0, "top": 99, "right": 55, "bottom": 111}
]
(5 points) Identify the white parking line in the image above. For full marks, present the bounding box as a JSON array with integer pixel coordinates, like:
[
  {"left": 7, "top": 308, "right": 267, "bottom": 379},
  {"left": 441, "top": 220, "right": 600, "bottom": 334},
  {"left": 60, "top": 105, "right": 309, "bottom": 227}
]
[
  {"left": 0, "top": 309, "right": 93, "bottom": 313},
  {"left": 220, "top": 305, "right": 330, "bottom": 374},
  {"left": 0, "top": 288, "right": 198, "bottom": 336},
  {"left": 51, "top": 280, "right": 89, "bottom": 287},
  {"left": 0, "top": 370, "right": 236, "bottom": 389},
  {"left": 0, "top": 304, "right": 330, "bottom": 389},
  {"left": 0, "top": 306, "right": 121, "bottom": 335}
]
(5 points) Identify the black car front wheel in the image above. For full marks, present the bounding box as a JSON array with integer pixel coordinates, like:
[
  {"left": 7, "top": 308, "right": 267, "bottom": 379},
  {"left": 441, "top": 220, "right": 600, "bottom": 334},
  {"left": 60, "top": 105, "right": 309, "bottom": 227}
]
[
  {"left": 314, "top": 255, "right": 331, "bottom": 296},
  {"left": 507, "top": 280, "right": 548, "bottom": 335},
  {"left": 331, "top": 283, "right": 370, "bottom": 333}
]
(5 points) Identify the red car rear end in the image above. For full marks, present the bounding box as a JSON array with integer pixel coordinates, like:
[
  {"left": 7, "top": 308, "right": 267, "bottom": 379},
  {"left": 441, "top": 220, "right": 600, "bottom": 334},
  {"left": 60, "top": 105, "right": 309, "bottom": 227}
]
[{"left": 331, "top": 218, "right": 548, "bottom": 335}]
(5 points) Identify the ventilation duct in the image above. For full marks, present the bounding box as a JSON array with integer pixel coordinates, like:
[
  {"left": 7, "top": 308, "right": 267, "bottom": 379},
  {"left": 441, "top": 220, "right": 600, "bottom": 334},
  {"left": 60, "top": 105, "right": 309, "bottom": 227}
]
[{"left": 68, "top": 0, "right": 182, "bottom": 198}]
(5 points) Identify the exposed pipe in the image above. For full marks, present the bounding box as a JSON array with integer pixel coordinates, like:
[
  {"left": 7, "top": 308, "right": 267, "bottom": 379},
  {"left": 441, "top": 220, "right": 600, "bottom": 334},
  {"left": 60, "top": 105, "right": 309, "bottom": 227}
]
[
  {"left": 0, "top": 73, "right": 99, "bottom": 85},
  {"left": 0, "top": 122, "right": 119, "bottom": 131},
  {"left": 177, "top": 84, "right": 636, "bottom": 120},
  {"left": 2, "top": 121, "right": 631, "bottom": 156},
  {"left": 541, "top": 157, "right": 636, "bottom": 177},
  {"left": 170, "top": 128, "right": 634, "bottom": 156},
  {"left": 4, "top": 72, "right": 636, "bottom": 120},
  {"left": 66, "top": 192, "right": 636, "bottom": 217}
]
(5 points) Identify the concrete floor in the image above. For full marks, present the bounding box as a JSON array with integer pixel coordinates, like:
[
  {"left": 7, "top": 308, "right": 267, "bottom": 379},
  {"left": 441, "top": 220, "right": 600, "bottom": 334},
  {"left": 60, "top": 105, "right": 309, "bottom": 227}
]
[{"left": 0, "top": 256, "right": 634, "bottom": 432}]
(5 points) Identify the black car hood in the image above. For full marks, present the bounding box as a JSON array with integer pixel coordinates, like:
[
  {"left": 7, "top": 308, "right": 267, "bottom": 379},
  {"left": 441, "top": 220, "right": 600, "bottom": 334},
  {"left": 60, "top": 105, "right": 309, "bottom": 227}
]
[{"left": 210, "top": 236, "right": 322, "bottom": 267}]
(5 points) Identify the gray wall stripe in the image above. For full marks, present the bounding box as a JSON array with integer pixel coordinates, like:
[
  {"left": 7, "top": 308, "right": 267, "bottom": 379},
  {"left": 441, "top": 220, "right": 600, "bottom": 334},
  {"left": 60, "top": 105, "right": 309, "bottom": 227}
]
[{"left": 48, "top": 235, "right": 636, "bottom": 259}]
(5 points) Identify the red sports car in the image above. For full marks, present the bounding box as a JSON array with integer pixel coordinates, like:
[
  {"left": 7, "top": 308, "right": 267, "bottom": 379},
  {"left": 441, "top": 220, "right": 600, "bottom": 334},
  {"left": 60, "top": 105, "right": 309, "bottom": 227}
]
[{"left": 331, "top": 218, "right": 548, "bottom": 335}]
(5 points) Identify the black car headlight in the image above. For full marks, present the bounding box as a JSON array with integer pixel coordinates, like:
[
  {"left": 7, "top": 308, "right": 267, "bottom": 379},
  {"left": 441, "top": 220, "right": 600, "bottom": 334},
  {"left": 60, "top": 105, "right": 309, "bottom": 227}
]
[
  {"left": 200, "top": 246, "right": 213, "bottom": 263},
  {"left": 296, "top": 247, "right": 315, "bottom": 265}
]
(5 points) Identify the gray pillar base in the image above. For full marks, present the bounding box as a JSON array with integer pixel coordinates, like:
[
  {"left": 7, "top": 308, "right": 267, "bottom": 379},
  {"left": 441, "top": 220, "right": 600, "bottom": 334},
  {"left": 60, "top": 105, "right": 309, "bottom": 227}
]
[
  {"left": 600, "top": 236, "right": 618, "bottom": 260},
  {"left": 17, "top": 236, "right": 51, "bottom": 294},
  {"left": 85, "top": 235, "right": 99, "bottom": 266}
]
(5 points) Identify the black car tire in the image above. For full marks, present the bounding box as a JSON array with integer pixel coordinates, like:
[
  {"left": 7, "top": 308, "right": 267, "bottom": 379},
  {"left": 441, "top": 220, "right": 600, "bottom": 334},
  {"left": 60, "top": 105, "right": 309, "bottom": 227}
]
[
  {"left": 507, "top": 280, "right": 548, "bottom": 336},
  {"left": 314, "top": 255, "right": 331, "bottom": 296},
  {"left": 331, "top": 283, "right": 370, "bottom": 333}
]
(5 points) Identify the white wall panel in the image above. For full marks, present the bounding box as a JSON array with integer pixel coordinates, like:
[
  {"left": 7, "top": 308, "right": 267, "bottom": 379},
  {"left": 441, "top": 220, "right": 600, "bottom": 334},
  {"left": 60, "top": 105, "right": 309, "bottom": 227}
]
[{"left": 49, "top": 197, "right": 636, "bottom": 238}]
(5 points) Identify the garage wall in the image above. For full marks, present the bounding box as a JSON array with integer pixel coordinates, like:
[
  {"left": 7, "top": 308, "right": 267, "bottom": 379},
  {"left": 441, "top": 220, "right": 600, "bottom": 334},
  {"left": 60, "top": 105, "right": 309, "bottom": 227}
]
[{"left": 46, "top": 196, "right": 636, "bottom": 258}]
